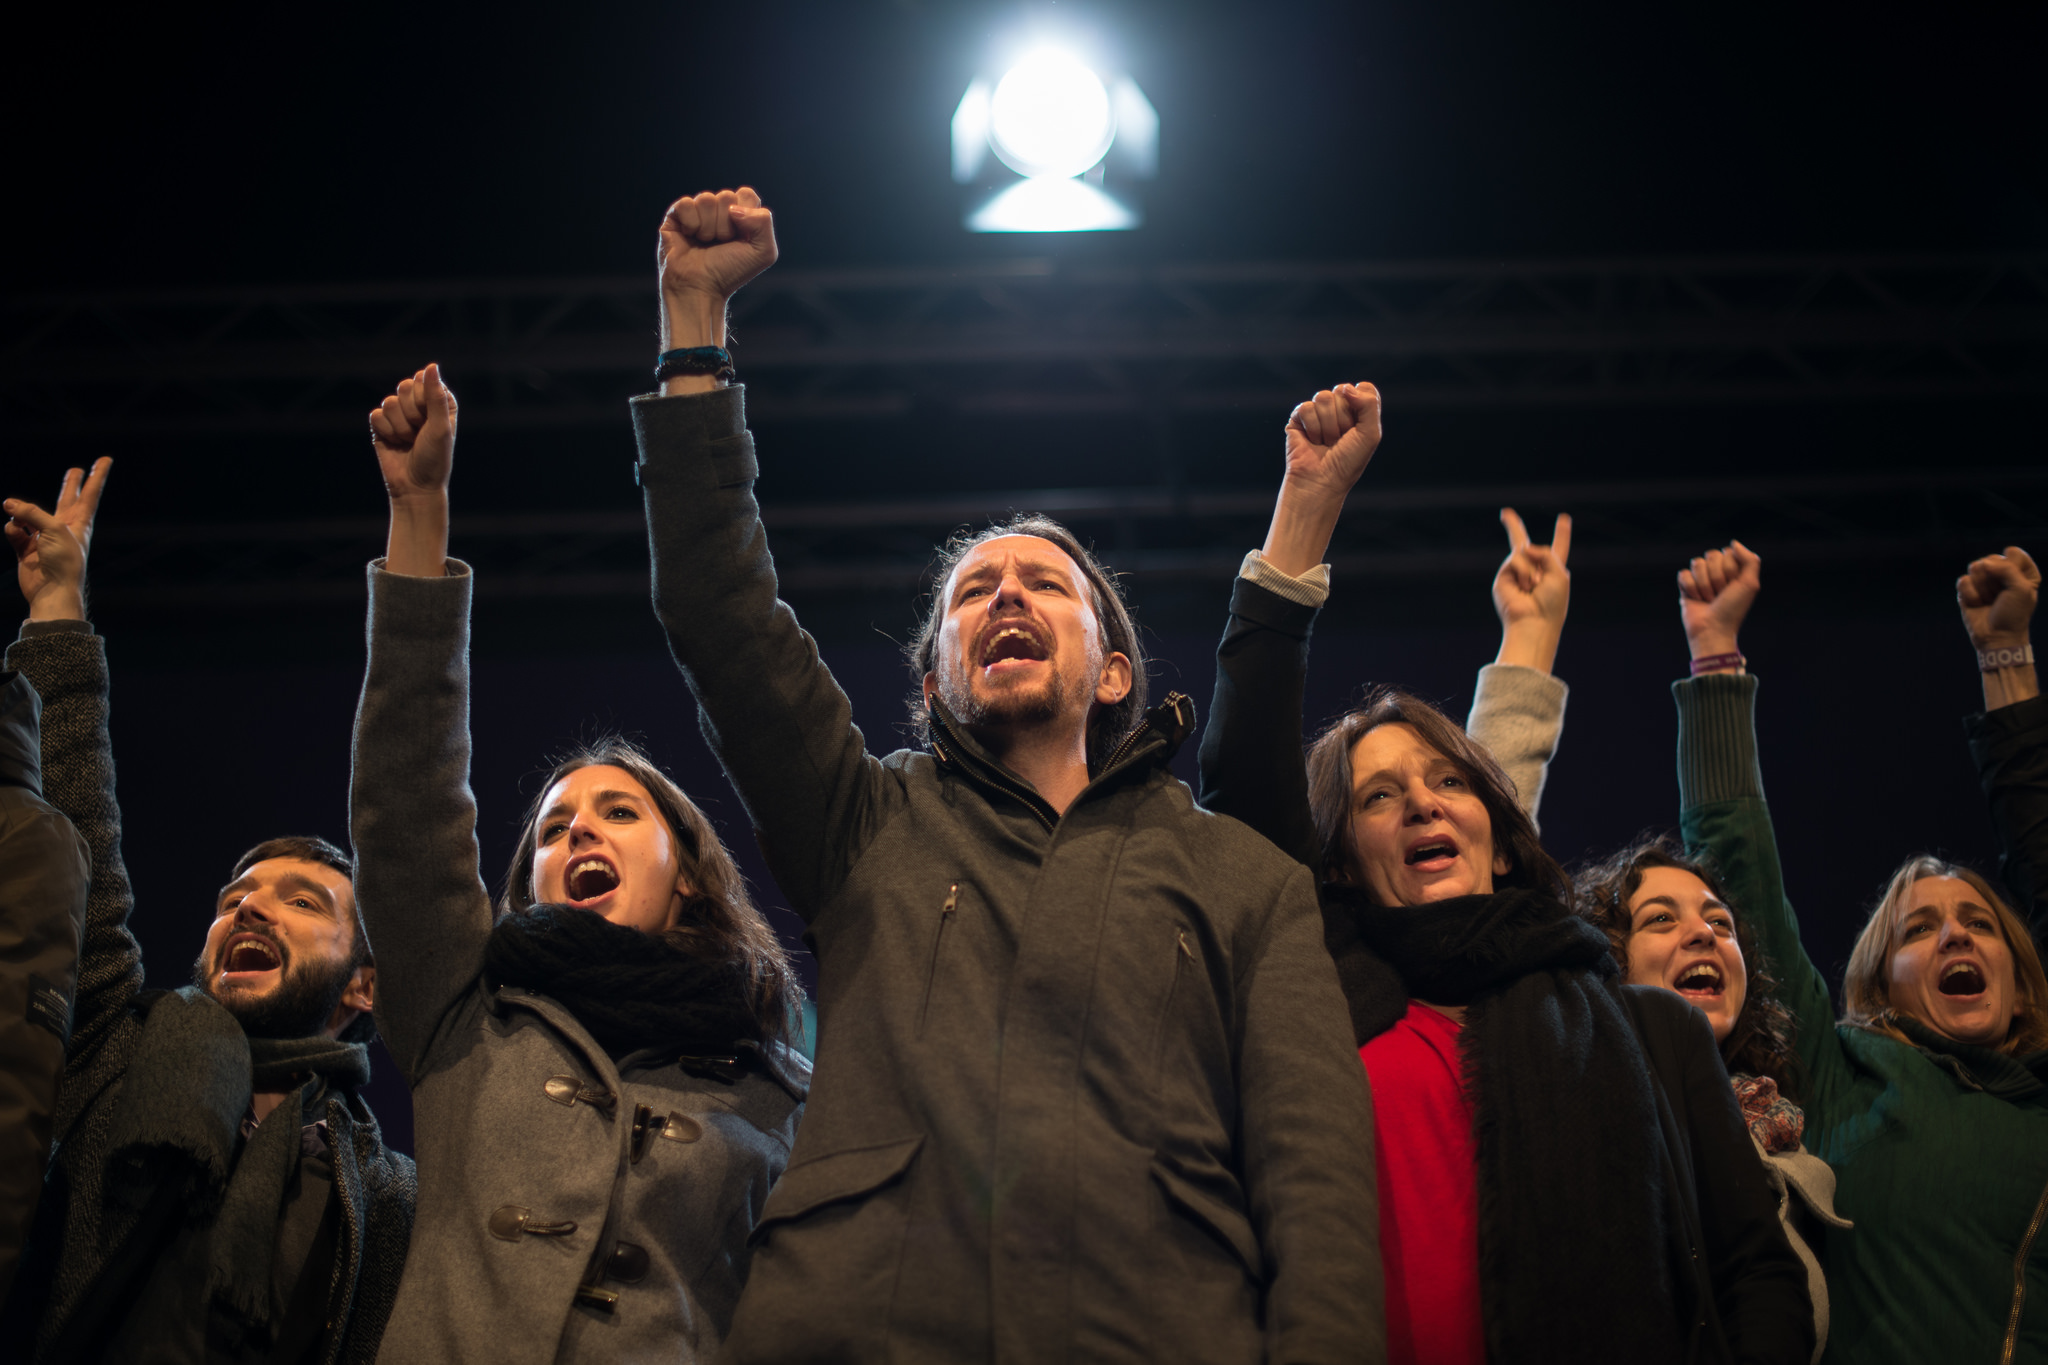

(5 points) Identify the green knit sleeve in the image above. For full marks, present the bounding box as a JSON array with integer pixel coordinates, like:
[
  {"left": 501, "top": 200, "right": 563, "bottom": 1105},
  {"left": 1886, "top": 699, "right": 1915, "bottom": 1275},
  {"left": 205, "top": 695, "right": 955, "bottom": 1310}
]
[{"left": 1673, "top": 674, "right": 1855, "bottom": 1114}]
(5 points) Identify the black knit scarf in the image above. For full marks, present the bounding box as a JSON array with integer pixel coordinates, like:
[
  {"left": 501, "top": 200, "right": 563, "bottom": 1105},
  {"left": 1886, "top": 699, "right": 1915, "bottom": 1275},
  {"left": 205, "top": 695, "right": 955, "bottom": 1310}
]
[
  {"left": 101, "top": 987, "right": 370, "bottom": 1345},
  {"left": 1325, "top": 886, "right": 1685, "bottom": 1365},
  {"left": 484, "top": 903, "right": 761, "bottom": 1060}
]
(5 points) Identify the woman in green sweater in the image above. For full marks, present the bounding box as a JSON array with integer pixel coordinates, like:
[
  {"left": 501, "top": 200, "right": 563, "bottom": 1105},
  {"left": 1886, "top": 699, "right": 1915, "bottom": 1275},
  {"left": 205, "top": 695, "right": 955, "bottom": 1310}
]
[{"left": 1668, "top": 539, "right": 2048, "bottom": 1365}]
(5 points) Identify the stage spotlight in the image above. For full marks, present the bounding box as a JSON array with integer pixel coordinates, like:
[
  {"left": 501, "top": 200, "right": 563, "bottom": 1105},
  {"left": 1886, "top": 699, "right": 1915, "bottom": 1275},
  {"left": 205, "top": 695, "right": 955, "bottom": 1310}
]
[{"left": 953, "top": 47, "right": 1155, "bottom": 233}]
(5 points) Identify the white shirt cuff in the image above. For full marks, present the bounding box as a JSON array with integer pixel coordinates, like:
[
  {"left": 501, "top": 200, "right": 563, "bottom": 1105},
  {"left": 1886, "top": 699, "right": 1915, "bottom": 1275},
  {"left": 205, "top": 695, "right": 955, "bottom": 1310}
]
[{"left": 1239, "top": 549, "right": 1332, "bottom": 608}]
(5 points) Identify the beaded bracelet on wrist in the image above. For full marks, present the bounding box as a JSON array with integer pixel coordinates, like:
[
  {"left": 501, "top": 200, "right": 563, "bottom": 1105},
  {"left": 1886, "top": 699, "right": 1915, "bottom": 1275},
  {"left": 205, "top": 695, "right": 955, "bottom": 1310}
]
[{"left": 655, "top": 346, "right": 735, "bottom": 385}]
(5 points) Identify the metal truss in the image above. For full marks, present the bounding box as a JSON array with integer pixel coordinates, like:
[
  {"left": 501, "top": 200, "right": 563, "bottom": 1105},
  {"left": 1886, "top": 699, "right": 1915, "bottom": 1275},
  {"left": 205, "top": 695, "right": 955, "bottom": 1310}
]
[
  {"left": 81, "top": 466, "right": 2048, "bottom": 607},
  {"left": 6, "top": 254, "right": 2045, "bottom": 438}
]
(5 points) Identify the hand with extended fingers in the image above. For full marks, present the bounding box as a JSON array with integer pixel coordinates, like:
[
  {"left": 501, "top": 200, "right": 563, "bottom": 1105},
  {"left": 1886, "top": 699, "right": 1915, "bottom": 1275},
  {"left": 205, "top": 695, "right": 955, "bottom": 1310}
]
[
  {"left": 1958, "top": 545, "right": 2039, "bottom": 709},
  {"left": 368, "top": 363, "right": 457, "bottom": 578},
  {"left": 1678, "top": 540, "right": 1762, "bottom": 673},
  {"left": 3, "top": 457, "right": 112, "bottom": 623},
  {"left": 1262, "top": 383, "right": 1383, "bottom": 578},
  {"left": 1493, "top": 508, "right": 1572, "bottom": 674},
  {"left": 658, "top": 186, "right": 778, "bottom": 354}
]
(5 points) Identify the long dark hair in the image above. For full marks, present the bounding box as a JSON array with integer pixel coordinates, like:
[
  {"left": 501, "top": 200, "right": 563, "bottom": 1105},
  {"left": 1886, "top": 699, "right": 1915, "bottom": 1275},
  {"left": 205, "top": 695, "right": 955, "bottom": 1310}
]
[
  {"left": 904, "top": 513, "right": 1147, "bottom": 772},
  {"left": 1575, "top": 835, "right": 1802, "bottom": 1097},
  {"left": 1303, "top": 684, "right": 1570, "bottom": 903},
  {"left": 500, "top": 736, "right": 802, "bottom": 1046}
]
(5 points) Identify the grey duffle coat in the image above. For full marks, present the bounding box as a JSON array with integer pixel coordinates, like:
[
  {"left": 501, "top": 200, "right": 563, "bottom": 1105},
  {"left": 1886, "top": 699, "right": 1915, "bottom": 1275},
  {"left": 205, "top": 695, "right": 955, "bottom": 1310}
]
[
  {"left": 634, "top": 386, "right": 1382, "bottom": 1365},
  {"left": 349, "top": 562, "right": 808, "bottom": 1365}
]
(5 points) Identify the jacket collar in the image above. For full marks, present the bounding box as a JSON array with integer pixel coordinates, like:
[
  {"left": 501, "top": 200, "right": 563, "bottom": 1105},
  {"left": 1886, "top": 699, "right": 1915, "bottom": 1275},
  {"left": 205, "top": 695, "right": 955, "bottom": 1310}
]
[
  {"left": 925, "top": 692, "right": 1196, "bottom": 826},
  {"left": 1894, "top": 1014, "right": 2048, "bottom": 1100}
]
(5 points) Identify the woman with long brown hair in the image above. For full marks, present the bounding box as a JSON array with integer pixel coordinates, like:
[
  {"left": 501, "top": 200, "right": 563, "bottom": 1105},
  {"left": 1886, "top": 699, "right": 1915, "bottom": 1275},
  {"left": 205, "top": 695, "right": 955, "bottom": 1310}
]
[
  {"left": 348, "top": 364, "right": 807, "bottom": 1363},
  {"left": 1197, "top": 383, "right": 1810, "bottom": 1365}
]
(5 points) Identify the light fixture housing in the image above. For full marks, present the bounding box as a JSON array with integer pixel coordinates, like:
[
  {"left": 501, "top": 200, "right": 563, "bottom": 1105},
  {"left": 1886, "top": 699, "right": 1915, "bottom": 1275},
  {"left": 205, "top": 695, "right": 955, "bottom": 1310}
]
[{"left": 953, "top": 49, "right": 1156, "bottom": 233}]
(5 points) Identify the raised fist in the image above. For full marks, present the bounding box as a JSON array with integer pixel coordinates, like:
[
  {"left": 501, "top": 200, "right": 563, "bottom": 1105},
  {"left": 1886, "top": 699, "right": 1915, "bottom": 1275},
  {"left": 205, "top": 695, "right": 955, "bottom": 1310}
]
[
  {"left": 1678, "top": 540, "right": 1762, "bottom": 662},
  {"left": 1282, "top": 383, "right": 1382, "bottom": 496},
  {"left": 1957, "top": 545, "right": 2039, "bottom": 651},
  {"left": 4, "top": 457, "right": 112, "bottom": 619},
  {"left": 370, "top": 363, "right": 457, "bottom": 502},
  {"left": 659, "top": 187, "right": 778, "bottom": 310}
]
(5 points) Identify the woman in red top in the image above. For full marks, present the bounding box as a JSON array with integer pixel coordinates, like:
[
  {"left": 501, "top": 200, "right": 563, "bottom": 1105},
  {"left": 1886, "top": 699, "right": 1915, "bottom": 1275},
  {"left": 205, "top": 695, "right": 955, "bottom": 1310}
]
[{"left": 1198, "top": 382, "right": 1811, "bottom": 1365}]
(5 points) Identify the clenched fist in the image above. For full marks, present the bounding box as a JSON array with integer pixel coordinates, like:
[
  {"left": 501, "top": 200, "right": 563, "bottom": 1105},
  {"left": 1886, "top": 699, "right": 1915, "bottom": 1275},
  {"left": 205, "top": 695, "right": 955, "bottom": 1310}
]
[
  {"left": 1282, "top": 383, "right": 1382, "bottom": 497},
  {"left": 658, "top": 187, "right": 778, "bottom": 349}
]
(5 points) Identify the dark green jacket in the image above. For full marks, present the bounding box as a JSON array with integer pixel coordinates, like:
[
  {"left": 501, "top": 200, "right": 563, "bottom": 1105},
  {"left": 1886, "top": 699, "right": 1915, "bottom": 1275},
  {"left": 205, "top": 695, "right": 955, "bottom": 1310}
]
[
  {"left": 635, "top": 386, "right": 1382, "bottom": 1365},
  {"left": 1674, "top": 675, "right": 2048, "bottom": 1365}
]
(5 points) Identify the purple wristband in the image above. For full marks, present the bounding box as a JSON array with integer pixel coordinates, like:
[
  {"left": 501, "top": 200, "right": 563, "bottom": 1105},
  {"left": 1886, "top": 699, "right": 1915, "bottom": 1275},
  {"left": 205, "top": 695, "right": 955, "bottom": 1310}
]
[{"left": 1690, "top": 652, "right": 1746, "bottom": 675}]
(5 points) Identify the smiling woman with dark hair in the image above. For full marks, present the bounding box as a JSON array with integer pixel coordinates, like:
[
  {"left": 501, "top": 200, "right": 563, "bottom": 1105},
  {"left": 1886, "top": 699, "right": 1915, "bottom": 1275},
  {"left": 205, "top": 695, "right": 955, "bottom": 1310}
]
[
  {"left": 1197, "top": 382, "right": 1812, "bottom": 1365},
  {"left": 347, "top": 364, "right": 807, "bottom": 1364}
]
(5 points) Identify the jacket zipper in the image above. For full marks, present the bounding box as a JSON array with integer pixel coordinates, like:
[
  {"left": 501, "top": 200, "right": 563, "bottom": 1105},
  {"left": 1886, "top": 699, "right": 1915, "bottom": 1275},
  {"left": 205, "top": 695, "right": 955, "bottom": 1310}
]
[
  {"left": 1151, "top": 928, "right": 1195, "bottom": 1073},
  {"left": 2002, "top": 1175, "right": 2048, "bottom": 1364},
  {"left": 919, "top": 883, "right": 959, "bottom": 1035}
]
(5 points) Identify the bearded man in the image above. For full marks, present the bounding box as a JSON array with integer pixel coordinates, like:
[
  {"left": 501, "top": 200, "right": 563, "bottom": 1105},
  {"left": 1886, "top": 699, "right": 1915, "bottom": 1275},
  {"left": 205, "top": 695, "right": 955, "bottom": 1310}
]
[
  {"left": 1, "top": 461, "right": 414, "bottom": 1365},
  {"left": 634, "top": 188, "right": 1383, "bottom": 1364}
]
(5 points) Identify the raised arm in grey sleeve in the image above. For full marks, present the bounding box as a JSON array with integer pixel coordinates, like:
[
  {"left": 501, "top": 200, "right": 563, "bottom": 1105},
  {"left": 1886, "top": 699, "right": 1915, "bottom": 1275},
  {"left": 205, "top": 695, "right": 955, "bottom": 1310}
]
[
  {"left": 347, "top": 562, "right": 495, "bottom": 1081},
  {"left": 634, "top": 387, "right": 897, "bottom": 918},
  {"left": 1465, "top": 663, "right": 1569, "bottom": 831},
  {"left": 4, "top": 624, "right": 145, "bottom": 1111}
]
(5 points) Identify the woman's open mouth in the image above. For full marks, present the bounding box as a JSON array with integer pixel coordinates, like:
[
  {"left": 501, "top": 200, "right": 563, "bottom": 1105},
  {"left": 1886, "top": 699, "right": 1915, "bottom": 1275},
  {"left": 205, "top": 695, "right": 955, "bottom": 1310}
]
[
  {"left": 1939, "top": 961, "right": 1987, "bottom": 997},
  {"left": 1404, "top": 840, "right": 1458, "bottom": 873},
  {"left": 1674, "top": 962, "right": 1725, "bottom": 999},
  {"left": 565, "top": 857, "right": 621, "bottom": 907}
]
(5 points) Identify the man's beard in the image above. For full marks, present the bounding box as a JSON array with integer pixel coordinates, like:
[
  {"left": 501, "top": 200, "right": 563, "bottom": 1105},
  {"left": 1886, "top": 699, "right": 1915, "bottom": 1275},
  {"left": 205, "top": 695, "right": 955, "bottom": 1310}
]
[
  {"left": 191, "top": 938, "right": 357, "bottom": 1040},
  {"left": 937, "top": 655, "right": 1072, "bottom": 733}
]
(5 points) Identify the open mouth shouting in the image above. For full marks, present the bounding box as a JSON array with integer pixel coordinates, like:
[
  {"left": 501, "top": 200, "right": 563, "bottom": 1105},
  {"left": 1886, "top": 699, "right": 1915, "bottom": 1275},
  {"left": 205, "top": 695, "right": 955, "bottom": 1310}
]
[
  {"left": 564, "top": 855, "right": 622, "bottom": 908},
  {"left": 1939, "top": 960, "right": 1988, "bottom": 997},
  {"left": 218, "top": 931, "right": 285, "bottom": 987},
  {"left": 1403, "top": 836, "right": 1460, "bottom": 874},
  {"left": 1673, "top": 960, "right": 1726, "bottom": 1001},
  {"left": 978, "top": 623, "right": 1050, "bottom": 679}
]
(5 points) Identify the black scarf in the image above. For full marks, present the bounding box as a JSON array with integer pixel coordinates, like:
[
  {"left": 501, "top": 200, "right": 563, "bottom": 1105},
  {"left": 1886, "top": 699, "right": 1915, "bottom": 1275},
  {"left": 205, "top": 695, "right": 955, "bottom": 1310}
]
[
  {"left": 484, "top": 903, "right": 761, "bottom": 1060},
  {"left": 102, "top": 987, "right": 370, "bottom": 1344},
  {"left": 1325, "top": 886, "right": 1685, "bottom": 1365}
]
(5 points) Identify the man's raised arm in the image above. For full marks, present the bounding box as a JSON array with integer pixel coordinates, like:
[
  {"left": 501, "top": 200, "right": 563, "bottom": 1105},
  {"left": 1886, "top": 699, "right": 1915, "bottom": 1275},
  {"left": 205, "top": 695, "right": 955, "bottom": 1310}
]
[
  {"left": 635, "top": 188, "right": 889, "bottom": 918},
  {"left": 3, "top": 461, "right": 144, "bottom": 1094}
]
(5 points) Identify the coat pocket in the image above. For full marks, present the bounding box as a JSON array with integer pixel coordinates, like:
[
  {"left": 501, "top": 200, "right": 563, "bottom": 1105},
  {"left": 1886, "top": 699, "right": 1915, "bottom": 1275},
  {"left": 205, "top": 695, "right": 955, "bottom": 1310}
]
[
  {"left": 1149, "top": 1149, "right": 1261, "bottom": 1282},
  {"left": 749, "top": 1134, "right": 925, "bottom": 1246}
]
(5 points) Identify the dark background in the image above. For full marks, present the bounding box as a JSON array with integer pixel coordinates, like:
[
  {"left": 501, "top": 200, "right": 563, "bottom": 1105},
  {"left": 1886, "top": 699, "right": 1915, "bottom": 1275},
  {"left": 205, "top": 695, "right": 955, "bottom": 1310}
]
[{"left": 5, "top": 0, "right": 2044, "bottom": 1153}]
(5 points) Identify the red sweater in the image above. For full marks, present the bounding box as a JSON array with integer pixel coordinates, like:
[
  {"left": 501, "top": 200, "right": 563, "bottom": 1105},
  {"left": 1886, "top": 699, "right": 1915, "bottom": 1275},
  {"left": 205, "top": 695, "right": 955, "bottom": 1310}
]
[{"left": 1361, "top": 1001, "right": 1485, "bottom": 1365}]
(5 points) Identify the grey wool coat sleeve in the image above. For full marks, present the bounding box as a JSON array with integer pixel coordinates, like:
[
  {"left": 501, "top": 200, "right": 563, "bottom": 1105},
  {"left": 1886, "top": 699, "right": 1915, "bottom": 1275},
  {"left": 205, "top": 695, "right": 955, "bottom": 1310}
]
[
  {"left": 635, "top": 385, "right": 1384, "bottom": 1365},
  {"left": 0, "top": 669, "right": 89, "bottom": 1305},
  {"left": 1464, "top": 663, "right": 1568, "bottom": 831}
]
